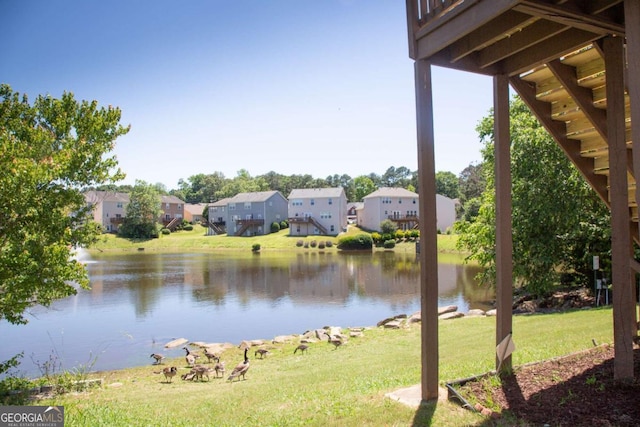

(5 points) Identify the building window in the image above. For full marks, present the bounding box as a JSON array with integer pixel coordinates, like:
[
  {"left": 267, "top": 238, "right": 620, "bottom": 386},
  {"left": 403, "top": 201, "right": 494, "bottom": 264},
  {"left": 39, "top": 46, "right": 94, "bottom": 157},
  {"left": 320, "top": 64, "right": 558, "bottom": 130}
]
[
  {"left": 413, "top": 199, "right": 416, "bottom": 204},
  {"left": 399, "top": 199, "right": 402, "bottom": 204},
  {"left": 117, "top": 203, "right": 123, "bottom": 208},
  {"left": 229, "top": 204, "right": 236, "bottom": 211},
  {"left": 330, "top": 225, "right": 335, "bottom": 232},
  {"left": 244, "top": 202, "right": 251, "bottom": 209},
  {"left": 310, "top": 199, "right": 315, "bottom": 206},
  {"left": 328, "top": 198, "right": 332, "bottom": 205}
]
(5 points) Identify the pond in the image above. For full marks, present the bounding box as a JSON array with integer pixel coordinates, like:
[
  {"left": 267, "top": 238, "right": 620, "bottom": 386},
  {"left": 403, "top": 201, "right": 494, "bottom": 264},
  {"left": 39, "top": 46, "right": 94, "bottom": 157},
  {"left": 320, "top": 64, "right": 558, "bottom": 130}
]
[{"left": 0, "top": 250, "right": 493, "bottom": 378}]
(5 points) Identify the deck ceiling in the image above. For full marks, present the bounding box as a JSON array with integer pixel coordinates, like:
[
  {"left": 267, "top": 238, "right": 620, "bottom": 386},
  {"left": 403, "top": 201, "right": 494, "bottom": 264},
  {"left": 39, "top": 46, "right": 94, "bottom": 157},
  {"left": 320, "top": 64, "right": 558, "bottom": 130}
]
[{"left": 408, "top": 0, "right": 636, "bottom": 222}]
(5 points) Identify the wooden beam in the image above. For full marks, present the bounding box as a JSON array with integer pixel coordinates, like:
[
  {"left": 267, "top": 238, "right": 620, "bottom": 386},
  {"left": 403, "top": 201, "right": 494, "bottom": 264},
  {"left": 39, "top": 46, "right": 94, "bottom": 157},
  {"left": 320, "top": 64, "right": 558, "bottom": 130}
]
[
  {"left": 547, "top": 59, "right": 608, "bottom": 140},
  {"left": 448, "top": 10, "right": 534, "bottom": 61},
  {"left": 406, "top": 0, "right": 419, "bottom": 59},
  {"left": 510, "top": 76, "right": 611, "bottom": 206},
  {"left": 414, "top": 59, "right": 440, "bottom": 401},
  {"left": 479, "top": 20, "right": 569, "bottom": 68},
  {"left": 414, "top": 0, "right": 518, "bottom": 61},
  {"left": 503, "top": 28, "right": 600, "bottom": 76},
  {"left": 604, "top": 35, "right": 635, "bottom": 381},
  {"left": 515, "top": 0, "right": 625, "bottom": 36},
  {"left": 494, "top": 73, "right": 513, "bottom": 375},
  {"left": 627, "top": 0, "right": 640, "bottom": 238}
]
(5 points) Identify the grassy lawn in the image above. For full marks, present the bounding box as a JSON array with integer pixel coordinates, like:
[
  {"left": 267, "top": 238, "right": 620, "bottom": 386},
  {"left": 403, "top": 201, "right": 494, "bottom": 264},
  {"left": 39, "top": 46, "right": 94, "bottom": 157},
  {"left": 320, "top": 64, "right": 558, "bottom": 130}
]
[
  {"left": 31, "top": 308, "right": 613, "bottom": 426},
  {"left": 88, "top": 224, "right": 462, "bottom": 256}
]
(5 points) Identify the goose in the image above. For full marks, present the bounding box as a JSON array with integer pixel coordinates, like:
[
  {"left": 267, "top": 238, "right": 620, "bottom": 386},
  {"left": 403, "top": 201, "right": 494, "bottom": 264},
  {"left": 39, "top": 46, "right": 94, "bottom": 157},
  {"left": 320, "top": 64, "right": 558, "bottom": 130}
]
[
  {"left": 294, "top": 344, "right": 309, "bottom": 355},
  {"left": 150, "top": 353, "right": 165, "bottom": 364},
  {"left": 254, "top": 348, "right": 270, "bottom": 359},
  {"left": 213, "top": 361, "right": 226, "bottom": 378},
  {"left": 227, "top": 348, "right": 250, "bottom": 382},
  {"left": 162, "top": 366, "right": 177, "bottom": 383},
  {"left": 328, "top": 336, "right": 343, "bottom": 350},
  {"left": 203, "top": 348, "right": 220, "bottom": 363},
  {"left": 183, "top": 347, "right": 200, "bottom": 367}
]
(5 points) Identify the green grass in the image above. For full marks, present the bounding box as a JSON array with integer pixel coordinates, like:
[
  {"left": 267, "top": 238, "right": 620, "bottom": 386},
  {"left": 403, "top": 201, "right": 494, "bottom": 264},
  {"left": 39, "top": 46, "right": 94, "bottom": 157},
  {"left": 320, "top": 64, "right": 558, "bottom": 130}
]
[
  {"left": 88, "top": 225, "right": 460, "bottom": 256},
  {"left": 33, "top": 307, "right": 613, "bottom": 426}
]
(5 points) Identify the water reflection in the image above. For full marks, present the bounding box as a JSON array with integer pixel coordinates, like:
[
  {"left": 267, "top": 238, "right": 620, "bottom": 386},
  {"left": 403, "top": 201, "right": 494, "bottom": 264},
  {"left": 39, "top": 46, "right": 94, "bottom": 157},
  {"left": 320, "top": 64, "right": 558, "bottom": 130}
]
[{"left": 0, "top": 250, "right": 492, "bottom": 377}]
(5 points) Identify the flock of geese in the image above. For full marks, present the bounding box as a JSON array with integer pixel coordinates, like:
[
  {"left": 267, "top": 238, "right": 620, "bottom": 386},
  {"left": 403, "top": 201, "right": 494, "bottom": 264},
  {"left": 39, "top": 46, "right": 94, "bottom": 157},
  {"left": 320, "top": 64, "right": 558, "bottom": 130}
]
[{"left": 150, "top": 332, "right": 347, "bottom": 384}]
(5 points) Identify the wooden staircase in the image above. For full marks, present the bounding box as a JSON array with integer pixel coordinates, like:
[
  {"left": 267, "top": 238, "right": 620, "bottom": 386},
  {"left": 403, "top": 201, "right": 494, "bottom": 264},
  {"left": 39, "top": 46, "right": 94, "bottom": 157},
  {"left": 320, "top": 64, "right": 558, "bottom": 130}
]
[
  {"left": 288, "top": 216, "right": 329, "bottom": 235},
  {"left": 234, "top": 218, "right": 264, "bottom": 236}
]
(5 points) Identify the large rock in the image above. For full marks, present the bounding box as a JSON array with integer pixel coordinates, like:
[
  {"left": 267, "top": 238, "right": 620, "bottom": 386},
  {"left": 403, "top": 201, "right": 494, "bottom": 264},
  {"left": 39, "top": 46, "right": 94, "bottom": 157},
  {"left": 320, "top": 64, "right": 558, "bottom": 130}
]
[
  {"left": 383, "top": 320, "right": 404, "bottom": 329},
  {"left": 438, "top": 305, "right": 458, "bottom": 315},
  {"left": 164, "top": 338, "right": 188, "bottom": 348},
  {"left": 439, "top": 312, "right": 464, "bottom": 320},
  {"left": 467, "top": 309, "right": 486, "bottom": 317}
]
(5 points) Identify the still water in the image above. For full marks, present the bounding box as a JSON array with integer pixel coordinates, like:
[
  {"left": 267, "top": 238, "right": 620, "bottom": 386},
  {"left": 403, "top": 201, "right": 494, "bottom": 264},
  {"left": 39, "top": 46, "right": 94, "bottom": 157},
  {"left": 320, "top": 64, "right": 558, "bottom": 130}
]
[{"left": 0, "top": 250, "right": 492, "bottom": 377}]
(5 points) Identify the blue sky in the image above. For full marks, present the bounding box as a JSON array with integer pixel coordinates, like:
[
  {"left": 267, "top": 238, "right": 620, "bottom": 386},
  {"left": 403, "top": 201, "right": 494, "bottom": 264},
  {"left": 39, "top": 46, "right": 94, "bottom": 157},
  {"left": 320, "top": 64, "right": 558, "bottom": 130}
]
[{"left": 1, "top": 0, "right": 493, "bottom": 189}]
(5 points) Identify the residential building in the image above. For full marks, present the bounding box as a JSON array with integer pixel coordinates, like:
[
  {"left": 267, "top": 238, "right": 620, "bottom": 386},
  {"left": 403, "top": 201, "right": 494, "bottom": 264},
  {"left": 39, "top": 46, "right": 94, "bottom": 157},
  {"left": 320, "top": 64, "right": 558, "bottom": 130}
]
[
  {"left": 225, "top": 191, "right": 288, "bottom": 236},
  {"left": 206, "top": 198, "right": 230, "bottom": 235},
  {"left": 84, "top": 191, "right": 129, "bottom": 233},
  {"left": 160, "top": 195, "right": 185, "bottom": 229},
  {"left": 288, "top": 188, "right": 348, "bottom": 236},
  {"left": 184, "top": 203, "right": 207, "bottom": 224},
  {"left": 358, "top": 187, "right": 456, "bottom": 233}
]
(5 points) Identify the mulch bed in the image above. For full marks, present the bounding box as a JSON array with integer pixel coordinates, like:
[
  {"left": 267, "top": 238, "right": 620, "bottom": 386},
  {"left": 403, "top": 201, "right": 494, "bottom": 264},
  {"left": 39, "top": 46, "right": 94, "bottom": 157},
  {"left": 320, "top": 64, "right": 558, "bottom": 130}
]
[{"left": 454, "top": 345, "right": 640, "bottom": 426}]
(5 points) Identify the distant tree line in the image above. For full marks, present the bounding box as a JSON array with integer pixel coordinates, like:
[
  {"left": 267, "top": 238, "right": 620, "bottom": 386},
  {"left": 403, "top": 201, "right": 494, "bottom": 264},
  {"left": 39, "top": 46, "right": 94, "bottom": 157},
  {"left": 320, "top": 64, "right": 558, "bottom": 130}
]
[{"left": 90, "top": 165, "right": 485, "bottom": 212}]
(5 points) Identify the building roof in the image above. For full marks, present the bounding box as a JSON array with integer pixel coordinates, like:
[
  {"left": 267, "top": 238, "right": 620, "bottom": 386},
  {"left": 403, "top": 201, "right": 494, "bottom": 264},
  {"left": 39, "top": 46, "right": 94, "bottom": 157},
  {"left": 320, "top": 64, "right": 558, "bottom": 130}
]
[
  {"left": 184, "top": 203, "right": 206, "bottom": 216},
  {"left": 363, "top": 187, "right": 418, "bottom": 199},
  {"left": 210, "top": 198, "right": 231, "bottom": 207},
  {"left": 161, "top": 195, "right": 185, "bottom": 204},
  {"left": 84, "top": 191, "right": 130, "bottom": 204},
  {"left": 228, "top": 191, "right": 284, "bottom": 203},
  {"left": 288, "top": 187, "right": 345, "bottom": 199}
]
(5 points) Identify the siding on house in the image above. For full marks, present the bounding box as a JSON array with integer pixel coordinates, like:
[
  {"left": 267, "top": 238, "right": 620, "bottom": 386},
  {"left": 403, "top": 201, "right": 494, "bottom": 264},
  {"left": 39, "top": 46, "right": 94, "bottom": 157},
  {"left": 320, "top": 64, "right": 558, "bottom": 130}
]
[
  {"left": 225, "top": 191, "right": 288, "bottom": 236},
  {"left": 160, "top": 195, "right": 184, "bottom": 225},
  {"left": 207, "top": 198, "right": 230, "bottom": 235},
  {"left": 84, "top": 191, "right": 129, "bottom": 233},
  {"left": 287, "top": 188, "right": 347, "bottom": 236},
  {"left": 358, "top": 187, "right": 456, "bottom": 232},
  {"left": 184, "top": 203, "right": 206, "bottom": 224}
]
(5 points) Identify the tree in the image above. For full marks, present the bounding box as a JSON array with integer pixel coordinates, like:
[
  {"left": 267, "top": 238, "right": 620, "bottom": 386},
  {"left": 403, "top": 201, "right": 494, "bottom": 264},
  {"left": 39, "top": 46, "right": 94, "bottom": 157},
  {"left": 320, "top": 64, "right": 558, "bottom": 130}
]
[
  {"left": 0, "top": 84, "right": 128, "bottom": 327},
  {"left": 458, "top": 162, "right": 487, "bottom": 203},
  {"left": 353, "top": 175, "right": 377, "bottom": 201},
  {"left": 435, "top": 171, "right": 459, "bottom": 199},
  {"left": 119, "top": 180, "right": 162, "bottom": 239},
  {"left": 456, "top": 96, "right": 610, "bottom": 295}
]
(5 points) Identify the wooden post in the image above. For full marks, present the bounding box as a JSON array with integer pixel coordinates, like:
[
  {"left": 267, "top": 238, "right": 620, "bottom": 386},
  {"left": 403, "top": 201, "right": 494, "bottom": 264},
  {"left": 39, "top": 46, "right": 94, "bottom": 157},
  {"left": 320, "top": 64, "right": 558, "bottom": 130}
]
[
  {"left": 604, "top": 35, "right": 635, "bottom": 381},
  {"left": 414, "top": 58, "right": 440, "bottom": 400},
  {"left": 626, "top": 0, "right": 640, "bottom": 341},
  {"left": 494, "top": 73, "right": 513, "bottom": 374}
]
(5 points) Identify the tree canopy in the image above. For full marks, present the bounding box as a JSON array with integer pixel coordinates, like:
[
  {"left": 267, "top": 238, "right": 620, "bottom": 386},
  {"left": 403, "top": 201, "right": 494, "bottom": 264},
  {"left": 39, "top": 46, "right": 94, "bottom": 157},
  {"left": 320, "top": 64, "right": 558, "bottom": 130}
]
[
  {"left": 119, "top": 180, "right": 162, "bottom": 239},
  {"left": 0, "top": 84, "right": 129, "bottom": 325},
  {"left": 455, "top": 96, "right": 610, "bottom": 295}
]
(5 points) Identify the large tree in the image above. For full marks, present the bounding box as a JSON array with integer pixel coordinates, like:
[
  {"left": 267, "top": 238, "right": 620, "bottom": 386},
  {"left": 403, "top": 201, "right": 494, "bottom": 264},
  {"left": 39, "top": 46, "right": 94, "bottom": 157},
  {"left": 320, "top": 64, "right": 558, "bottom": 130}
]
[
  {"left": 435, "top": 170, "right": 459, "bottom": 199},
  {"left": 119, "top": 180, "right": 162, "bottom": 238},
  {"left": 456, "top": 96, "right": 610, "bottom": 295},
  {"left": 0, "top": 85, "right": 128, "bottom": 326}
]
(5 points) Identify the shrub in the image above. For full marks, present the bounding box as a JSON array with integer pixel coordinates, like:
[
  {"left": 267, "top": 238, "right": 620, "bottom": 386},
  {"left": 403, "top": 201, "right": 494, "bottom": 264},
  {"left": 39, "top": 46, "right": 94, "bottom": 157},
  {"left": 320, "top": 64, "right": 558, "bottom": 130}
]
[
  {"left": 252, "top": 243, "right": 261, "bottom": 252},
  {"left": 310, "top": 240, "right": 317, "bottom": 248},
  {"left": 395, "top": 230, "right": 406, "bottom": 241},
  {"left": 183, "top": 224, "right": 193, "bottom": 231},
  {"left": 303, "top": 241, "right": 309, "bottom": 249},
  {"left": 161, "top": 228, "right": 171, "bottom": 235},
  {"left": 371, "top": 232, "right": 382, "bottom": 244},
  {"left": 380, "top": 219, "right": 398, "bottom": 235},
  {"left": 270, "top": 222, "right": 280, "bottom": 233},
  {"left": 384, "top": 239, "right": 396, "bottom": 249},
  {"left": 318, "top": 242, "right": 325, "bottom": 249},
  {"left": 409, "top": 229, "right": 420, "bottom": 240},
  {"left": 325, "top": 240, "right": 333, "bottom": 248},
  {"left": 296, "top": 240, "right": 304, "bottom": 247},
  {"left": 337, "top": 233, "right": 373, "bottom": 250},
  {"left": 280, "top": 220, "right": 288, "bottom": 229}
]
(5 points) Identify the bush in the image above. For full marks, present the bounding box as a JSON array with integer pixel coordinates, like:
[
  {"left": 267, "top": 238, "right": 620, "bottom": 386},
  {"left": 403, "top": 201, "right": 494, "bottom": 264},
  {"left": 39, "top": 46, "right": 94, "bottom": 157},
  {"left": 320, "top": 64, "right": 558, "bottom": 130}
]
[
  {"left": 380, "top": 219, "right": 398, "bottom": 235},
  {"left": 383, "top": 239, "right": 396, "bottom": 249},
  {"left": 183, "top": 224, "right": 193, "bottom": 231},
  {"left": 161, "top": 228, "right": 171, "bottom": 235},
  {"left": 371, "top": 232, "right": 382, "bottom": 244},
  {"left": 280, "top": 220, "right": 289, "bottom": 229},
  {"left": 318, "top": 242, "right": 325, "bottom": 249},
  {"left": 252, "top": 243, "right": 261, "bottom": 252},
  {"left": 325, "top": 240, "right": 333, "bottom": 248},
  {"left": 303, "top": 241, "right": 309, "bottom": 249},
  {"left": 337, "top": 233, "right": 373, "bottom": 250},
  {"left": 310, "top": 240, "right": 317, "bottom": 248},
  {"left": 270, "top": 222, "right": 280, "bottom": 233},
  {"left": 296, "top": 240, "right": 304, "bottom": 247},
  {"left": 395, "top": 230, "right": 406, "bottom": 241}
]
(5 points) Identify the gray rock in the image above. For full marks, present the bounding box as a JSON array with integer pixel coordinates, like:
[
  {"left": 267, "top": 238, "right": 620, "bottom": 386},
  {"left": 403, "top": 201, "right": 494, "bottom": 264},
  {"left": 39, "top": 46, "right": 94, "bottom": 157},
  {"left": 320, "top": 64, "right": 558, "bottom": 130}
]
[{"left": 439, "top": 312, "right": 464, "bottom": 320}]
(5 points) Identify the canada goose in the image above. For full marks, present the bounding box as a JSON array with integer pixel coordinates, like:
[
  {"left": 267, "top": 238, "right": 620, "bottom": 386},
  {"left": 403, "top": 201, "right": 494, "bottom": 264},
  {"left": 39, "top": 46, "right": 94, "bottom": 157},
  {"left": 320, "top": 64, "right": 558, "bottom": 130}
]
[
  {"left": 227, "top": 348, "right": 250, "bottom": 382},
  {"left": 213, "top": 361, "right": 226, "bottom": 378},
  {"left": 254, "top": 348, "right": 270, "bottom": 359},
  {"left": 328, "top": 336, "right": 343, "bottom": 350},
  {"left": 183, "top": 347, "right": 200, "bottom": 367},
  {"left": 294, "top": 344, "right": 309, "bottom": 355},
  {"left": 162, "top": 366, "right": 177, "bottom": 383},
  {"left": 150, "top": 353, "right": 165, "bottom": 364},
  {"left": 203, "top": 348, "right": 219, "bottom": 363},
  {"left": 192, "top": 365, "right": 213, "bottom": 381}
]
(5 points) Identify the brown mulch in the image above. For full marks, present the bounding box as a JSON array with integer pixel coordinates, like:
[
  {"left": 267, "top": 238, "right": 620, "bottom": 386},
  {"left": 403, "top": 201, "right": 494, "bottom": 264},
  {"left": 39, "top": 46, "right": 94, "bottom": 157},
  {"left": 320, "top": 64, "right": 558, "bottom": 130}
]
[{"left": 454, "top": 345, "right": 640, "bottom": 426}]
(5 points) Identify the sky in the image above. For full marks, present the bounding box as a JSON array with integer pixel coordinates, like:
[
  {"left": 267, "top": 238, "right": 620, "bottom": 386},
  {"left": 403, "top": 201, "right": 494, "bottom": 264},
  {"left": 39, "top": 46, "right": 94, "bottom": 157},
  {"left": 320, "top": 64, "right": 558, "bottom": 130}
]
[{"left": 1, "top": 0, "right": 494, "bottom": 190}]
